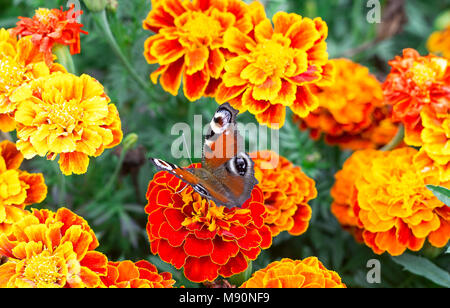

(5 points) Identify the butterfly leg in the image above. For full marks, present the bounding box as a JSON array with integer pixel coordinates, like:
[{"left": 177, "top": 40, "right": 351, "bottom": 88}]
[{"left": 175, "top": 184, "right": 188, "bottom": 194}]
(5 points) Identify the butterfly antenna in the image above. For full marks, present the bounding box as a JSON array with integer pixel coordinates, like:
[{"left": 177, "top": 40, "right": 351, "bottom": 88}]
[{"left": 182, "top": 133, "right": 194, "bottom": 165}]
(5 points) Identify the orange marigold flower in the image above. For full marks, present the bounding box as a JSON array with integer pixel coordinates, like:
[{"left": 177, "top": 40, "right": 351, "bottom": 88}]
[
  {"left": 333, "top": 147, "right": 450, "bottom": 256},
  {"left": 296, "top": 58, "right": 398, "bottom": 150},
  {"left": 383, "top": 48, "right": 450, "bottom": 146},
  {"left": 0, "top": 28, "right": 65, "bottom": 132},
  {"left": 216, "top": 4, "right": 333, "bottom": 128},
  {"left": 252, "top": 150, "right": 316, "bottom": 237},
  {"left": 12, "top": 72, "right": 123, "bottom": 175},
  {"left": 11, "top": 5, "right": 88, "bottom": 66},
  {"left": 0, "top": 140, "right": 47, "bottom": 236},
  {"left": 145, "top": 163, "right": 272, "bottom": 283},
  {"left": 331, "top": 149, "right": 385, "bottom": 243},
  {"left": 143, "top": 0, "right": 253, "bottom": 101},
  {"left": 0, "top": 207, "right": 108, "bottom": 288},
  {"left": 427, "top": 25, "right": 450, "bottom": 59},
  {"left": 241, "top": 257, "right": 346, "bottom": 288},
  {"left": 100, "top": 260, "right": 176, "bottom": 288}
]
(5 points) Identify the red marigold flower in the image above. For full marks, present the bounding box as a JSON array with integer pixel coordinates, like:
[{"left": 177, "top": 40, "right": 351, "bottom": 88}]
[
  {"left": 382, "top": 48, "right": 450, "bottom": 146},
  {"left": 252, "top": 150, "right": 316, "bottom": 237},
  {"left": 0, "top": 140, "right": 47, "bottom": 236},
  {"left": 296, "top": 58, "right": 399, "bottom": 150},
  {"left": 100, "top": 260, "right": 176, "bottom": 288},
  {"left": 145, "top": 163, "right": 272, "bottom": 283},
  {"left": 241, "top": 257, "right": 346, "bottom": 288},
  {"left": 143, "top": 0, "right": 253, "bottom": 101},
  {"left": 11, "top": 5, "right": 88, "bottom": 66},
  {"left": 216, "top": 3, "right": 333, "bottom": 128},
  {"left": 332, "top": 148, "right": 450, "bottom": 256},
  {"left": 0, "top": 207, "right": 108, "bottom": 288}
]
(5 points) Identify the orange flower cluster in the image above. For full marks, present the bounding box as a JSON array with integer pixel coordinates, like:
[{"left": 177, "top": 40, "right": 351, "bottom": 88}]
[
  {"left": 427, "top": 25, "right": 450, "bottom": 59},
  {"left": 0, "top": 140, "right": 47, "bottom": 235},
  {"left": 0, "top": 28, "right": 65, "bottom": 132},
  {"left": 143, "top": 0, "right": 253, "bottom": 101},
  {"left": 331, "top": 148, "right": 450, "bottom": 256},
  {"left": 216, "top": 4, "right": 333, "bottom": 128},
  {"left": 252, "top": 150, "right": 316, "bottom": 237},
  {"left": 383, "top": 49, "right": 450, "bottom": 181},
  {"left": 0, "top": 208, "right": 108, "bottom": 288},
  {"left": 12, "top": 73, "right": 123, "bottom": 175},
  {"left": 11, "top": 5, "right": 88, "bottom": 65},
  {"left": 296, "top": 58, "right": 398, "bottom": 150},
  {"left": 145, "top": 164, "right": 272, "bottom": 283},
  {"left": 241, "top": 257, "right": 346, "bottom": 288},
  {"left": 100, "top": 260, "right": 176, "bottom": 288}
]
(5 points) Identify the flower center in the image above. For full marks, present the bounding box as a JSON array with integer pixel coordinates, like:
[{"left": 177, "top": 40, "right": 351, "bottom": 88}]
[
  {"left": 410, "top": 62, "right": 437, "bottom": 88},
  {"left": 250, "top": 36, "right": 296, "bottom": 77},
  {"left": 42, "top": 98, "right": 84, "bottom": 129},
  {"left": 23, "top": 252, "right": 64, "bottom": 288},
  {"left": 34, "top": 8, "right": 53, "bottom": 24},
  {"left": 0, "top": 57, "right": 26, "bottom": 94},
  {"left": 182, "top": 12, "right": 222, "bottom": 42}
]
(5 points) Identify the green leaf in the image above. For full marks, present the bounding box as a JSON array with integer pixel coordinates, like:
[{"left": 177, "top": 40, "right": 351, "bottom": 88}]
[
  {"left": 426, "top": 185, "right": 450, "bottom": 206},
  {"left": 391, "top": 253, "right": 450, "bottom": 288}
]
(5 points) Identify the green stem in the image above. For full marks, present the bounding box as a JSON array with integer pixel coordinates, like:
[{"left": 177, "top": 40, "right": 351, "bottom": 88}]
[
  {"left": 92, "top": 10, "right": 156, "bottom": 102},
  {"left": 95, "top": 147, "right": 127, "bottom": 202},
  {"left": 381, "top": 124, "right": 404, "bottom": 151},
  {"left": 53, "top": 44, "right": 77, "bottom": 75}
]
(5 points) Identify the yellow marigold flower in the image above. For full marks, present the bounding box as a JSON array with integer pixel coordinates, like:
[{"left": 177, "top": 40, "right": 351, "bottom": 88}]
[
  {"left": 216, "top": 4, "right": 333, "bottom": 128},
  {"left": 252, "top": 150, "right": 316, "bottom": 237},
  {"left": 427, "top": 25, "right": 450, "bottom": 59},
  {"left": 0, "top": 208, "right": 108, "bottom": 288},
  {"left": 0, "top": 140, "right": 47, "bottom": 235},
  {"left": 241, "top": 257, "right": 346, "bottom": 288},
  {"left": 0, "top": 28, "right": 65, "bottom": 132},
  {"left": 12, "top": 72, "right": 123, "bottom": 175},
  {"left": 296, "top": 58, "right": 398, "bottom": 150},
  {"left": 333, "top": 148, "right": 450, "bottom": 256}
]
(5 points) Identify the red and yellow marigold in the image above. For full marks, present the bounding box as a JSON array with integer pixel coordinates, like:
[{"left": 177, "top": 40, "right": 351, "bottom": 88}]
[
  {"left": 332, "top": 147, "right": 450, "bottom": 256},
  {"left": 143, "top": 0, "right": 253, "bottom": 101},
  {"left": 296, "top": 58, "right": 398, "bottom": 150},
  {"left": 383, "top": 48, "right": 450, "bottom": 146},
  {"left": 12, "top": 72, "right": 123, "bottom": 175},
  {"left": 0, "top": 140, "right": 47, "bottom": 236},
  {"left": 0, "top": 208, "right": 108, "bottom": 288},
  {"left": 427, "top": 25, "right": 450, "bottom": 59},
  {"left": 216, "top": 4, "right": 333, "bottom": 128},
  {"left": 11, "top": 5, "right": 88, "bottom": 66},
  {"left": 0, "top": 28, "right": 65, "bottom": 132},
  {"left": 251, "top": 150, "right": 316, "bottom": 237},
  {"left": 241, "top": 257, "right": 346, "bottom": 288},
  {"left": 100, "top": 260, "right": 176, "bottom": 288},
  {"left": 145, "top": 164, "right": 272, "bottom": 283}
]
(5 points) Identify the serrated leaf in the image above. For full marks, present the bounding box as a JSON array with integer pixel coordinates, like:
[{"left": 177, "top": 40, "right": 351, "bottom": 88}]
[
  {"left": 426, "top": 185, "right": 450, "bottom": 206},
  {"left": 391, "top": 253, "right": 450, "bottom": 288}
]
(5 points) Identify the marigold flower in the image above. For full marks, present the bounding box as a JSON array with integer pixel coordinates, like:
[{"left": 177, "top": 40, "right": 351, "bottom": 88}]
[
  {"left": 332, "top": 148, "right": 450, "bottom": 256},
  {"left": 0, "top": 28, "right": 65, "bottom": 132},
  {"left": 0, "top": 207, "right": 108, "bottom": 288},
  {"left": 427, "top": 25, "right": 450, "bottom": 59},
  {"left": 145, "top": 164, "right": 272, "bottom": 283},
  {"left": 143, "top": 0, "right": 253, "bottom": 101},
  {"left": 296, "top": 58, "right": 398, "bottom": 150},
  {"left": 12, "top": 72, "right": 123, "bottom": 175},
  {"left": 11, "top": 5, "right": 88, "bottom": 66},
  {"left": 241, "top": 257, "right": 346, "bottom": 288},
  {"left": 0, "top": 140, "right": 47, "bottom": 236},
  {"left": 251, "top": 150, "right": 316, "bottom": 237},
  {"left": 216, "top": 4, "right": 333, "bottom": 128},
  {"left": 383, "top": 48, "right": 450, "bottom": 146},
  {"left": 100, "top": 260, "right": 176, "bottom": 288}
]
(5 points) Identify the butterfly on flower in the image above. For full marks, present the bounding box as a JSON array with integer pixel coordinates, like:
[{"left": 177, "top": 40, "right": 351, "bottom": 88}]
[{"left": 150, "top": 103, "right": 258, "bottom": 208}]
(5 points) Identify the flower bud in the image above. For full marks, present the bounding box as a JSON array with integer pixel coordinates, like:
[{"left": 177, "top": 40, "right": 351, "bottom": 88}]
[
  {"left": 122, "top": 133, "right": 138, "bottom": 151},
  {"left": 83, "top": 0, "right": 107, "bottom": 12}
]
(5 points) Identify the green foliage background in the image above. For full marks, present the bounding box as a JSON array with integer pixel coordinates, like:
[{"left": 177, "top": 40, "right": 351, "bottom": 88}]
[{"left": 1, "top": 0, "right": 449, "bottom": 287}]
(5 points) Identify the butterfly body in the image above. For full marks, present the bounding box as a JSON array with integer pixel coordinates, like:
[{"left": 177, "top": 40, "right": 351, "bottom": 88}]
[{"left": 150, "top": 103, "right": 258, "bottom": 208}]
